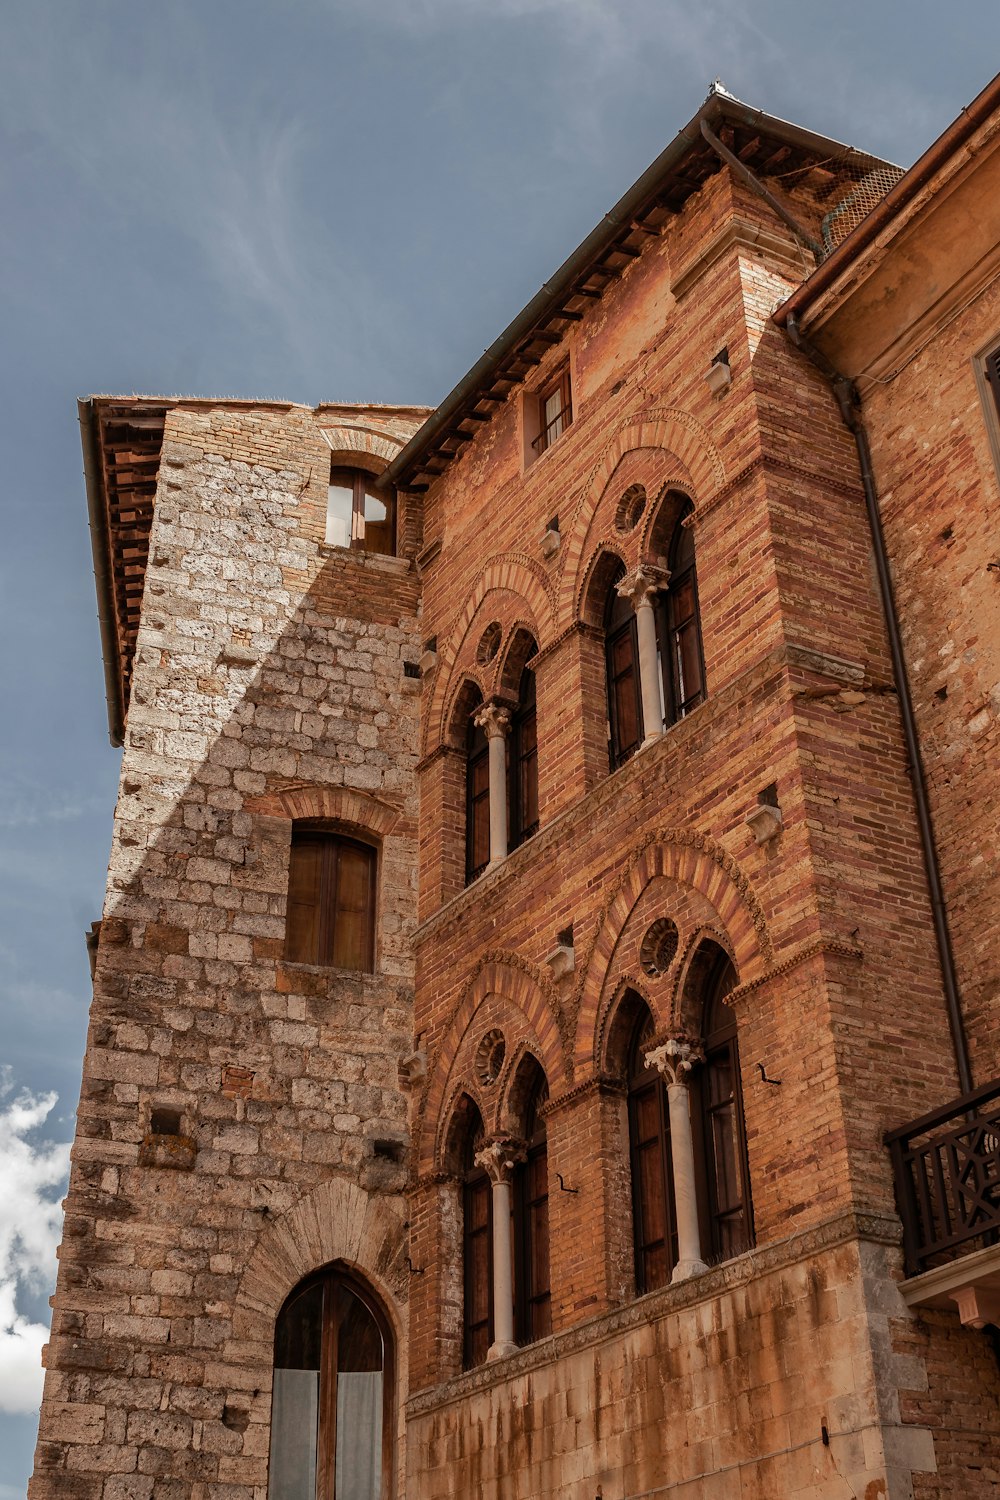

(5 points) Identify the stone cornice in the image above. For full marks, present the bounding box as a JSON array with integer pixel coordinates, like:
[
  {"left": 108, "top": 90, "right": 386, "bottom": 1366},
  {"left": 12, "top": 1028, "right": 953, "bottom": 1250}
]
[
  {"left": 543, "top": 1074, "right": 626, "bottom": 1117},
  {"left": 404, "top": 1207, "right": 901, "bottom": 1417}
]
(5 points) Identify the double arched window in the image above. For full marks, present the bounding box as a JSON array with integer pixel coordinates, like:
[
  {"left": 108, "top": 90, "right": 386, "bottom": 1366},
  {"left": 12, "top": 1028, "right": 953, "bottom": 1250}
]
[
  {"left": 269, "top": 1266, "right": 392, "bottom": 1500},
  {"left": 603, "top": 498, "right": 706, "bottom": 770},
  {"left": 456, "top": 1059, "right": 551, "bottom": 1370},
  {"left": 623, "top": 942, "right": 752, "bottom": 1293},
  {"left": 463, "top": 648, "right": 539, "bottom": 884}
]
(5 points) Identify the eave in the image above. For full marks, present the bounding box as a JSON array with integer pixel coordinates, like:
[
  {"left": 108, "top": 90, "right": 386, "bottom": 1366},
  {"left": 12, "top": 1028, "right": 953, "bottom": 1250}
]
[{"left": 384, "top": 87, "right": 893, "bottom": 495}]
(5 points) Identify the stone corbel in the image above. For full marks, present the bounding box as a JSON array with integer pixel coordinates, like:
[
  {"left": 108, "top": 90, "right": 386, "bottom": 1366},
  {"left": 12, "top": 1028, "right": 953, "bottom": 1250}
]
[{"left": 745, "top": 804, "right": 783, "bottom": 845}]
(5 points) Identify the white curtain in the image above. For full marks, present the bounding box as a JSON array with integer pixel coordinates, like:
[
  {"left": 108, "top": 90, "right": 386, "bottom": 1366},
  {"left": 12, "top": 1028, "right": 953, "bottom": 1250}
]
[
  {"left": 268, "top": 1369, "right": 319, "bottom": 1500},
  {"left": 334, "top": 1371, "right": 383, "bottom": 1500}
]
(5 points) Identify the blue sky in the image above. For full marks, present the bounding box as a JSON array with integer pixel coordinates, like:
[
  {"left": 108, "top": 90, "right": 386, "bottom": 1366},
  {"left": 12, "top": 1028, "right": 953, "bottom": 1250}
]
[{"left": 1, "top": 1, "right": 997, "bottom": 1490}]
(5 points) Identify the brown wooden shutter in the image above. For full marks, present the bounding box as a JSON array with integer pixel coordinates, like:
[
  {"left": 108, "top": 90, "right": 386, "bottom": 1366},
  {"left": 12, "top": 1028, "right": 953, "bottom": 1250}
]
[
  {"left": 286, "top": 833, "right": 323, "bottom": 964},
  {"left": 332, "top": 839, "right": 376, "bottom": 972}
]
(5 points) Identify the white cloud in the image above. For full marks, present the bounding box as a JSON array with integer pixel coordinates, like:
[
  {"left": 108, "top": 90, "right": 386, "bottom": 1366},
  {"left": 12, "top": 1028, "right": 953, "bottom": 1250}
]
[{"left": 0, "top": 1080, "right": 71, "bottom": 1415}]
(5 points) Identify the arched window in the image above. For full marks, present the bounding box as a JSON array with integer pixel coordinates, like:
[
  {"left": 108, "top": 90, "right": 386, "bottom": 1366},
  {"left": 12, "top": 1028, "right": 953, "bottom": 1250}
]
[
  {"left": 286, "top": 827, "right": 377, "bottom": 972},
  {"left": 507, "top": 657, "right": 538, "bottom": 851},
  {"left": 460, "top": 1102, "right": 492, "bottom": 1369},
  {"left": 269, "top": 1265, "right": 392, "bottom": 1500},
  {"left": 465, "top": 696, "right": 490, "bottom": 884},
  {"left": 692, "top": 951, "right": 753, "bottom": 1260},
  {"left": 513, "top": 1063, "right": 551, "bottom": 1344},
  {"left": 662, "top": 503, "right": 705, "bottom": 723},
  {"left": 605, "top": 567, "right": 643, "bottom": 769},
  {"left": 626, "top": 999, "right": 677, "bottom": 1294},
  {"left": 326, "top": 466, "right": 396, "bottom": 556}
]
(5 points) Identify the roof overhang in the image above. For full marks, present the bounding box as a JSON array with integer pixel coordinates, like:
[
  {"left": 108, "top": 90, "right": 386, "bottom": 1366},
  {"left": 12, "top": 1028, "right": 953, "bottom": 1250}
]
[{"left": 383, "top": 87, "right": 893, "bottom": 494}]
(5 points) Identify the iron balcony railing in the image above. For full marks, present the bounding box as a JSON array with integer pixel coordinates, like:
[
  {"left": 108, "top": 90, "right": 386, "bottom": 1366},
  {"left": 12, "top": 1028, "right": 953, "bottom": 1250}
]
[{"left": 886, "top": 1077, "right": 1000, "bottom": 1278}]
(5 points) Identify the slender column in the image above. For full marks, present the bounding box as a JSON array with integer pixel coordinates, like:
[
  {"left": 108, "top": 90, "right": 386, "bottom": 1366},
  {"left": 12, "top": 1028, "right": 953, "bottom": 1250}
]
[
  {"left": 474, "top": 1135, "right": 526, "bottom": 1359},
  {"left": 473, "top": 701, "right": 511, "bottom": 867},
  {"left": 645, "top": 1035, "right": 707, "bottom": 1282},
  {"left": 617, "top": 564, "right": 670, "bottom": 747}
]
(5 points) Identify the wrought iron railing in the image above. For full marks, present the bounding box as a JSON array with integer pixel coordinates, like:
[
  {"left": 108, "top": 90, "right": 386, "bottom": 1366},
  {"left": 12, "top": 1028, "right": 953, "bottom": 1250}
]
[{"left": 886, "top": 1078, "right": 1000, "bottom": 1277}]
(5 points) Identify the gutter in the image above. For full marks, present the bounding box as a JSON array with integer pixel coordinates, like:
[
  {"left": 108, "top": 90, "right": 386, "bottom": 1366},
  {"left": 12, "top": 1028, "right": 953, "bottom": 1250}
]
[
  {"left": 79, "top": 398, "right": 125, "bottom": 747},
  {"left": 784, "top": 314, "right": 973, "bottom": 1096},
  {"left": 775, "top": 69, "right": 1000, "bottom": 328}
]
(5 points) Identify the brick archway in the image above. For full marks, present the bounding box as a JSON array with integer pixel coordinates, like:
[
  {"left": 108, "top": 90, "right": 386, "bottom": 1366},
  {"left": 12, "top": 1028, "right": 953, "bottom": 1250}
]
[
  {"left": 559, "top": 408, "right": 725, "bottom": 624},
  {"left": 427, "top": 555, "right": 554, "bottom": 752},
  {"left": 574, "top": 830, "right": 771, "bottom": 1070},
  {"left": 417, "top": 954, "right": 569, "bottom": 1174},
  {"left": 318, "top": 423, "right": 407, "bottom": 465}
]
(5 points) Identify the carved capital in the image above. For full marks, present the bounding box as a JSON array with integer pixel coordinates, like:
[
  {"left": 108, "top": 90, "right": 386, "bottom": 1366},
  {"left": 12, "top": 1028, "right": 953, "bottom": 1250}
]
[
  {"left": 616, "top": 564, "right": 671, "bottom": 610},
  {"left": 473, "top": 701, "right": 511, "bottom": 740},
  {"left": 645, "top": 1033, "right": 704, "bottom": 1086},
  {"left": 474, "top": 1135, "right": 527, "bottom": 1185}
]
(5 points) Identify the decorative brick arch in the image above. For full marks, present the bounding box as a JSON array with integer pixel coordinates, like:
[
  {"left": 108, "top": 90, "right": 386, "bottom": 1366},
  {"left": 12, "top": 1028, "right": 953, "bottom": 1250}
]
[
  {"left": 244, "top": 783, "right": 402, "bottom": 837},
  {"left": 559, "top": 408, "right": 726, "bottom": 623},
  {"left": 231, "top": 1174, "right": 408, "bottom": 1350},
  {"left": 427, "top": 555, "right": 554, "bottom": 752},
  {"left": 318, "top": 423, "right": 407, "bottom": 466},
  {"left": 573, "top": 830, "right": 771, "bottom": 1070},
  {"left": 417, "top": 953, "right": 570, "bottom": 1174}
]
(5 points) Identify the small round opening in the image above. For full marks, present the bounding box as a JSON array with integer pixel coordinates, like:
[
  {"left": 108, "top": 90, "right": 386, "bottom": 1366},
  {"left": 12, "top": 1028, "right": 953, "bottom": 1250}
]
[
  {"left": 640, "top": 918, "right": 679, "bottom": 977},
  {"left": 475, "top": 1029, "right": 506, "bottom": 1085}
]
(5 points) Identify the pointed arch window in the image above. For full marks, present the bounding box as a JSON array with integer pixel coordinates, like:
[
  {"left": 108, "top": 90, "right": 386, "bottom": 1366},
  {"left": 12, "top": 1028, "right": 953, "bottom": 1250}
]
[
  {"left": 692, "top": 952, "right": 753, "bottom": 1260},
  {"left": 514, "top": 1065, "right": 551, "bottom": 1344},
  {"left": 269, "top": 1266, "right": 392, "bottom": 1500},
  {"left": 662, "top": 503, "right": 705, "bottom": 722},
  {"left": 465, "top": 696, "right": 490, "bottom": 884},
  {"left": 626, "top": 1000, "right": 677, "bottom": 1294},
  {"left": 461, "top": 1104, "right": 492, "bottom": 1369},
  {"left": 605, "top": 568, "right": 643, "bottom": 770},
  {"left": 507, "top": 657, "right": 538, "bottom": 850}
]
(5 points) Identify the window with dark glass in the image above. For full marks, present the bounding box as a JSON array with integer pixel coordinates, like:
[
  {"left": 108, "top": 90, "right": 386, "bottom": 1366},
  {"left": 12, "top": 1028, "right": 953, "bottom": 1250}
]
[
  {"left": 507, "top": 658, "right": 538, "bottom": 850},
  {"left": 986, "top": 343, "right": 1000, "bottom": 421},
  {"left": 326, "top": 466, "right": 395, "bottom": 556},
  {"left": 466, "top": 704, "right": 490, "bottom": 884},
  {"left": 514, "top": 1066, "right": 551, "bottom": 1345},
  {"left": 692, "top": 952, "right": 753, "bottom": 1261},
  {"left": 462, "top": 1106, "right": 492, "bottom": 1369},
  {"left": 661, "top": 505, "right": 705, "bottom": 722},
  {"left": 532, "top": 369, "right": 572, "bottom": 456},
  {"left": 626, "top": 1000, "right": 678, "bottom": 1294},
  {"left": 269, "top": 1266, "right": 391, "bottom": 1500},
  {"left": 285, "top": 829, "right": 376, "bottom": 971},
  {"left": 605, "top": 569, "right": 643, "bottom": 769}
]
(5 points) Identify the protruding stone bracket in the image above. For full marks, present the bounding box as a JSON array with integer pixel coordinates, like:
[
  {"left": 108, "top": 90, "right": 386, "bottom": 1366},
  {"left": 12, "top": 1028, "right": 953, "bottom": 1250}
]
[
  {"left": 745, "top": 804, "right": 783, "bottom": 845},
  {"left": 545, "top": 942, "right": 576, "bottom": 980}
]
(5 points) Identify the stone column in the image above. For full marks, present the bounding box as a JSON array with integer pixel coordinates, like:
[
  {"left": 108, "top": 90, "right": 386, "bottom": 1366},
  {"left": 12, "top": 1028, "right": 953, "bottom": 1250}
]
[
  {"left": 617, "top": 564, "right": 670, "bottom": 747},
  {"left": 473, "top": 701, "right": 511, "bottom": 868},
  {"left": 474, "top": 1135, "right": 526, "bottom": 1358},
  {"left": 645, "top": 1035, "right": 707, "bottom": 1282}
]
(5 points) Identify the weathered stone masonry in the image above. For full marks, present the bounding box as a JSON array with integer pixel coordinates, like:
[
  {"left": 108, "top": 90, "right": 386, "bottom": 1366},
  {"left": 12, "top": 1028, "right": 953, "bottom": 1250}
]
[{"left": 31, "top": 75, "right": 1000, "bottom": 1500}]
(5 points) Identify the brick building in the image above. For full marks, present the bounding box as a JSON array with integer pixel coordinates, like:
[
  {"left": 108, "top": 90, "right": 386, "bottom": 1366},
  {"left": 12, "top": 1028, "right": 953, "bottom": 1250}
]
[{"left": 31, "top": 72, "right": 1000, "bottom": 1500}]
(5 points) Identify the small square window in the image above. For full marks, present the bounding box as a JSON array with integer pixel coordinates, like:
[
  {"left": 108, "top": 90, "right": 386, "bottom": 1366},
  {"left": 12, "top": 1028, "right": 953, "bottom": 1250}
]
[
  {"left": 326, "top": 466, "right": 396, "bottom": 555},
  {"left": 528, "top": 369, "right": 572, "bottom": 461}
]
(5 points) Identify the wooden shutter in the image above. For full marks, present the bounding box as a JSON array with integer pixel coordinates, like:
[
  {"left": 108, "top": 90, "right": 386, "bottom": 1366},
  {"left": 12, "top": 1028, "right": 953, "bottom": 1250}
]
[
  {"left": 286, "top": 833, "right": 324, "bottom": 964},
  {"left": 331, "top": 839, "right": 376, "bottom": 972}
]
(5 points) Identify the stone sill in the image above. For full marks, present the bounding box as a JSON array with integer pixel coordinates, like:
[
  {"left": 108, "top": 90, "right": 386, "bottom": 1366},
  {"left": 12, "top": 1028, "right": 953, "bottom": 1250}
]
[
  {"left": 405, "top": 1208, "right": 900, "bottom": 1418},
  {"left": 900, "top": 1241, "right": 1000, "bottom": 1328},
  {"left": 317, "top": 544, "right": 413, "bottom": 575}
]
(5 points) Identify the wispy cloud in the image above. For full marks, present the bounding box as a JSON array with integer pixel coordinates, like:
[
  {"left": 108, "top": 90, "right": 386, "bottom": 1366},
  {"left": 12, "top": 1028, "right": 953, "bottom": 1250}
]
[{"left": 0, "top": 1073, "right": 71, "bottom": 1415}]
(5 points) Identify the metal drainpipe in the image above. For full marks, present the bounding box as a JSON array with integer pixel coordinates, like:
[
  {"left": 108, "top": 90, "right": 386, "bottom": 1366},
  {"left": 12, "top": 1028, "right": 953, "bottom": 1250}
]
[{"left": 785, "top": 312, "right": 973, "bottom": 1096}]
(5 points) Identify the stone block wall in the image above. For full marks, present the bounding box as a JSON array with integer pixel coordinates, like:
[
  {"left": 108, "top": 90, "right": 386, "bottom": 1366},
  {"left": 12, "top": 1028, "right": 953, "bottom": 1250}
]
[{"left": 31, "top": 403, "right": 424, "bottom": 1499}]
